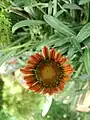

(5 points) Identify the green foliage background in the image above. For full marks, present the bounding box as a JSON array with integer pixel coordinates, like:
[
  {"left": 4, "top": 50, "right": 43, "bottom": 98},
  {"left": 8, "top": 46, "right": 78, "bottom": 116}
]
[{"left": 0, "top": 0, "right": 90, "bottom": 120}]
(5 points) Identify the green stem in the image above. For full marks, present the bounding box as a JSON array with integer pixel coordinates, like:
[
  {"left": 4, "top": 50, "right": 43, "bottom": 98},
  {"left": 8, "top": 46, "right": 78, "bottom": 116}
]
[
  {"left": 53, "top": 0, "right": 57, "bottom": 16},
  {"left": 70, "top": 0, "right": 75, "bottom": 23}
]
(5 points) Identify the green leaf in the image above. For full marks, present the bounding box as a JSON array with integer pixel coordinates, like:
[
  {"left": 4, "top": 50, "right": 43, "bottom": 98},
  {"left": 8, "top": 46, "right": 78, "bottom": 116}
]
[
  {"left": 67, "top": 47, "right": 77, "bottom": 58},
  {"left": 58, "top": 43, "right": 70, "bottom": 54},
  {"left": 70, "top": 37, "right": 82, "bottom": 54},
  {"left": 70, "top": 95, "right": 79, "bottom": 111},
  {"left": 44, "top": 15, "right": 75, "bottom": 36},
  {"left": 54, "top": 37, "right": 70, "bottom": 47},
  {"left": 79, "top": 0, "right": 90, "bottom": 5},
  {"left": 48, "top": 1, "right": 52, "bottom": 15},
  {"left": 36, "top": 34, "right": 65, "bottom": 51},
  {"left": 63, "top": 3, "right": 82, "bottom": 10},
  {"left": 12, "top": 20, "right": 45, "bottom": 33},
  {"left": 53, "top": 0, "right": 57, "bottom": 16},
  {"left": 83, "top": 37, "right": 90, "bottom": 48},
  {"left": 73, "top": 63, "right": 83, "bottom": 78},
  {"left": 84, "top": 48, "right": 90, "bottom": 74},
  {"left": 54, "top": 10, "right": 64, "bottom": 18},
  {"left": 76, "top": 23, "right": 90, "bottom": 43}
]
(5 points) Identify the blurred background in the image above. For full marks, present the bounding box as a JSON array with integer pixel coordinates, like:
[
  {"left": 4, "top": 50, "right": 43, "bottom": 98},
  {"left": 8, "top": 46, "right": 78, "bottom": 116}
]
[{"left": 0, "top": 0, "right": 90, "bottom": 120}]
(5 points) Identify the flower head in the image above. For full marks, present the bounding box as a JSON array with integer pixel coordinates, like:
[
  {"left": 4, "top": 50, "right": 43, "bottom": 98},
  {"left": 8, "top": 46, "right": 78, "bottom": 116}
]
[{"left": 20, "top": 46, "right": 74, "bottom": 95}]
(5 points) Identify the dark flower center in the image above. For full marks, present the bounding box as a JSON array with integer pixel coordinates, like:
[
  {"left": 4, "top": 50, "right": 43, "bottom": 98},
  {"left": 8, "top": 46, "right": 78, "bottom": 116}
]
[{"left": 35, "top": 60, "right": 63, "bottom": 87}]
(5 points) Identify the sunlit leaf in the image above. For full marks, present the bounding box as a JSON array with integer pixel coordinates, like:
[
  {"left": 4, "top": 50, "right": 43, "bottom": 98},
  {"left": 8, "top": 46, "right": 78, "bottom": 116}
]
[{"left": 42, "top": 96, "right": 52, "bottom": 117}]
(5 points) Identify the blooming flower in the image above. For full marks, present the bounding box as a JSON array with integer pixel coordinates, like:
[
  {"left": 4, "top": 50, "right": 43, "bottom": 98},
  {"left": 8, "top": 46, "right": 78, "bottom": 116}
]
[{"left": 20, "top": 46, "right": 74, "bottom": 95}]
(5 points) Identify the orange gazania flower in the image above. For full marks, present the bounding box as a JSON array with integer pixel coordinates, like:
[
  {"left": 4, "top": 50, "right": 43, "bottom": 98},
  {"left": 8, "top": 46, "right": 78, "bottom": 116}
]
[{"left": 20, "top": 46, "right": 74, "bottom": 95}]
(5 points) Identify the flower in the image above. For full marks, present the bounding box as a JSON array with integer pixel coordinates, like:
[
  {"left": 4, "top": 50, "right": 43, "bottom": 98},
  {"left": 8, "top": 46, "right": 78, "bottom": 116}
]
[{"left": 20, "top": 46, "right": 74, "bottom": 95}]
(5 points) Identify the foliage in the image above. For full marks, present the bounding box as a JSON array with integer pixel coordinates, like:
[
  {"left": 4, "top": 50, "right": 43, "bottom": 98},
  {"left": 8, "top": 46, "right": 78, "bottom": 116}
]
[
  {"left": 1, "top": 75, "right": 45, "bottom": 120},
  {"left": 0, "top": 9, "right": 11, "bottom": 47},
  {"left": 0, "top": 109, "right": 16, "bottom": 120},
  {"left": 0, "top": 76, "right": 4, "bottom": 110}
]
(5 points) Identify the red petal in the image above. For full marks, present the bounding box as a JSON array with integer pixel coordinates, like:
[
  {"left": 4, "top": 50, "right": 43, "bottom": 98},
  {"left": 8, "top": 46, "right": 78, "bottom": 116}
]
[
  {"left": 62, "top": 75, "right": 70, "bottom": 82},
  {"left": 24, "top": 75, "right": 35, "bottom": 81},
  {"left": 31, "top": 55, "right": 39, "bottom": 61},
  {"left": 27, "top": 58, "right": 37, "bottom": 65},
  {"left": 24, "top": 65, "right": 35, "bottom": 70},
  {"left": 51, "top": 87, "right": 58, "bottom": 94},
  {"left": 36, "top": 86, "right": 43, "bottom": 93},
  {"left": 30, "top": 83, "right": 41, "bottom": 91},
  {"left": 63, "top": 64, "right": 72, "bottom": 69},
  {"left": 20, "top": 68, "right": 33, "bottom": 74},
  {"left": 50, "top": 48, "right": 56, "bottom": 60},
  {"left": 42, "top": 46, "right": 49, "bottom": 59},
  {"left": 63, "top": 64, "right": 74, "bottom": 74},
  {"left": 54, "top": 52, "right": 62, "bottom": 62},
  {"left": 64, "top": 69, "right": 74, "bottom": 74},
  {"left": 26, "top": 81, "right": 35, "bottom": 87},
  {"left": 59, "top": 82, "right": 65, "bottom": 91},
  {"left": 35, "top": 53, "right": 44, "bottom": 61},
  {"left": 58, "top": 56, "right": 68, "bottom": 64},
  {"left": 43, "top": 88, "right": 52, "bottom": 95}
]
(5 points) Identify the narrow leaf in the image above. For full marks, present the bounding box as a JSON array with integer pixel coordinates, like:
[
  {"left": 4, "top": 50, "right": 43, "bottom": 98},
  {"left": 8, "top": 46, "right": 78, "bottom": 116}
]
[
  {"left": 84, "top": 48, "right": 90, "bottom": 74},
  {"left": 48, "top": 1, "right": 52, "bottom": 15},
  {"left": 70, "top": 37, "right": 82, "bottom": 54},
  {"left": 54, "top": 10, "right": 64, "bottom": 18},
  {"left": 83, "top": 37, "right": 90, "bottom": 48},
  {"left": 73, "top": 63, "right": 83, "bottom": 78},
  {"left": 12, "top": 20, "right": 45, "bottom": 33},
  {"left": 44, "top": 15, "right": 75, "bottom": 36},
  {"left": 63, "top": 3, "right": 82, "bottom": 10},
  {"left": 76, "top": 23, "right": 90, "bottom": 43},
  {"left": 79, "top": 0, "right": 90, "bottom": 5},
  {"left": 54, "top": 37, "right": 70, "bottom": 47},
  {"left": 58, "top": 44, "right": 70, "bottom": 54},
  {"left": 67, "top": 47, "right": 77, "bottom": 58}
]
